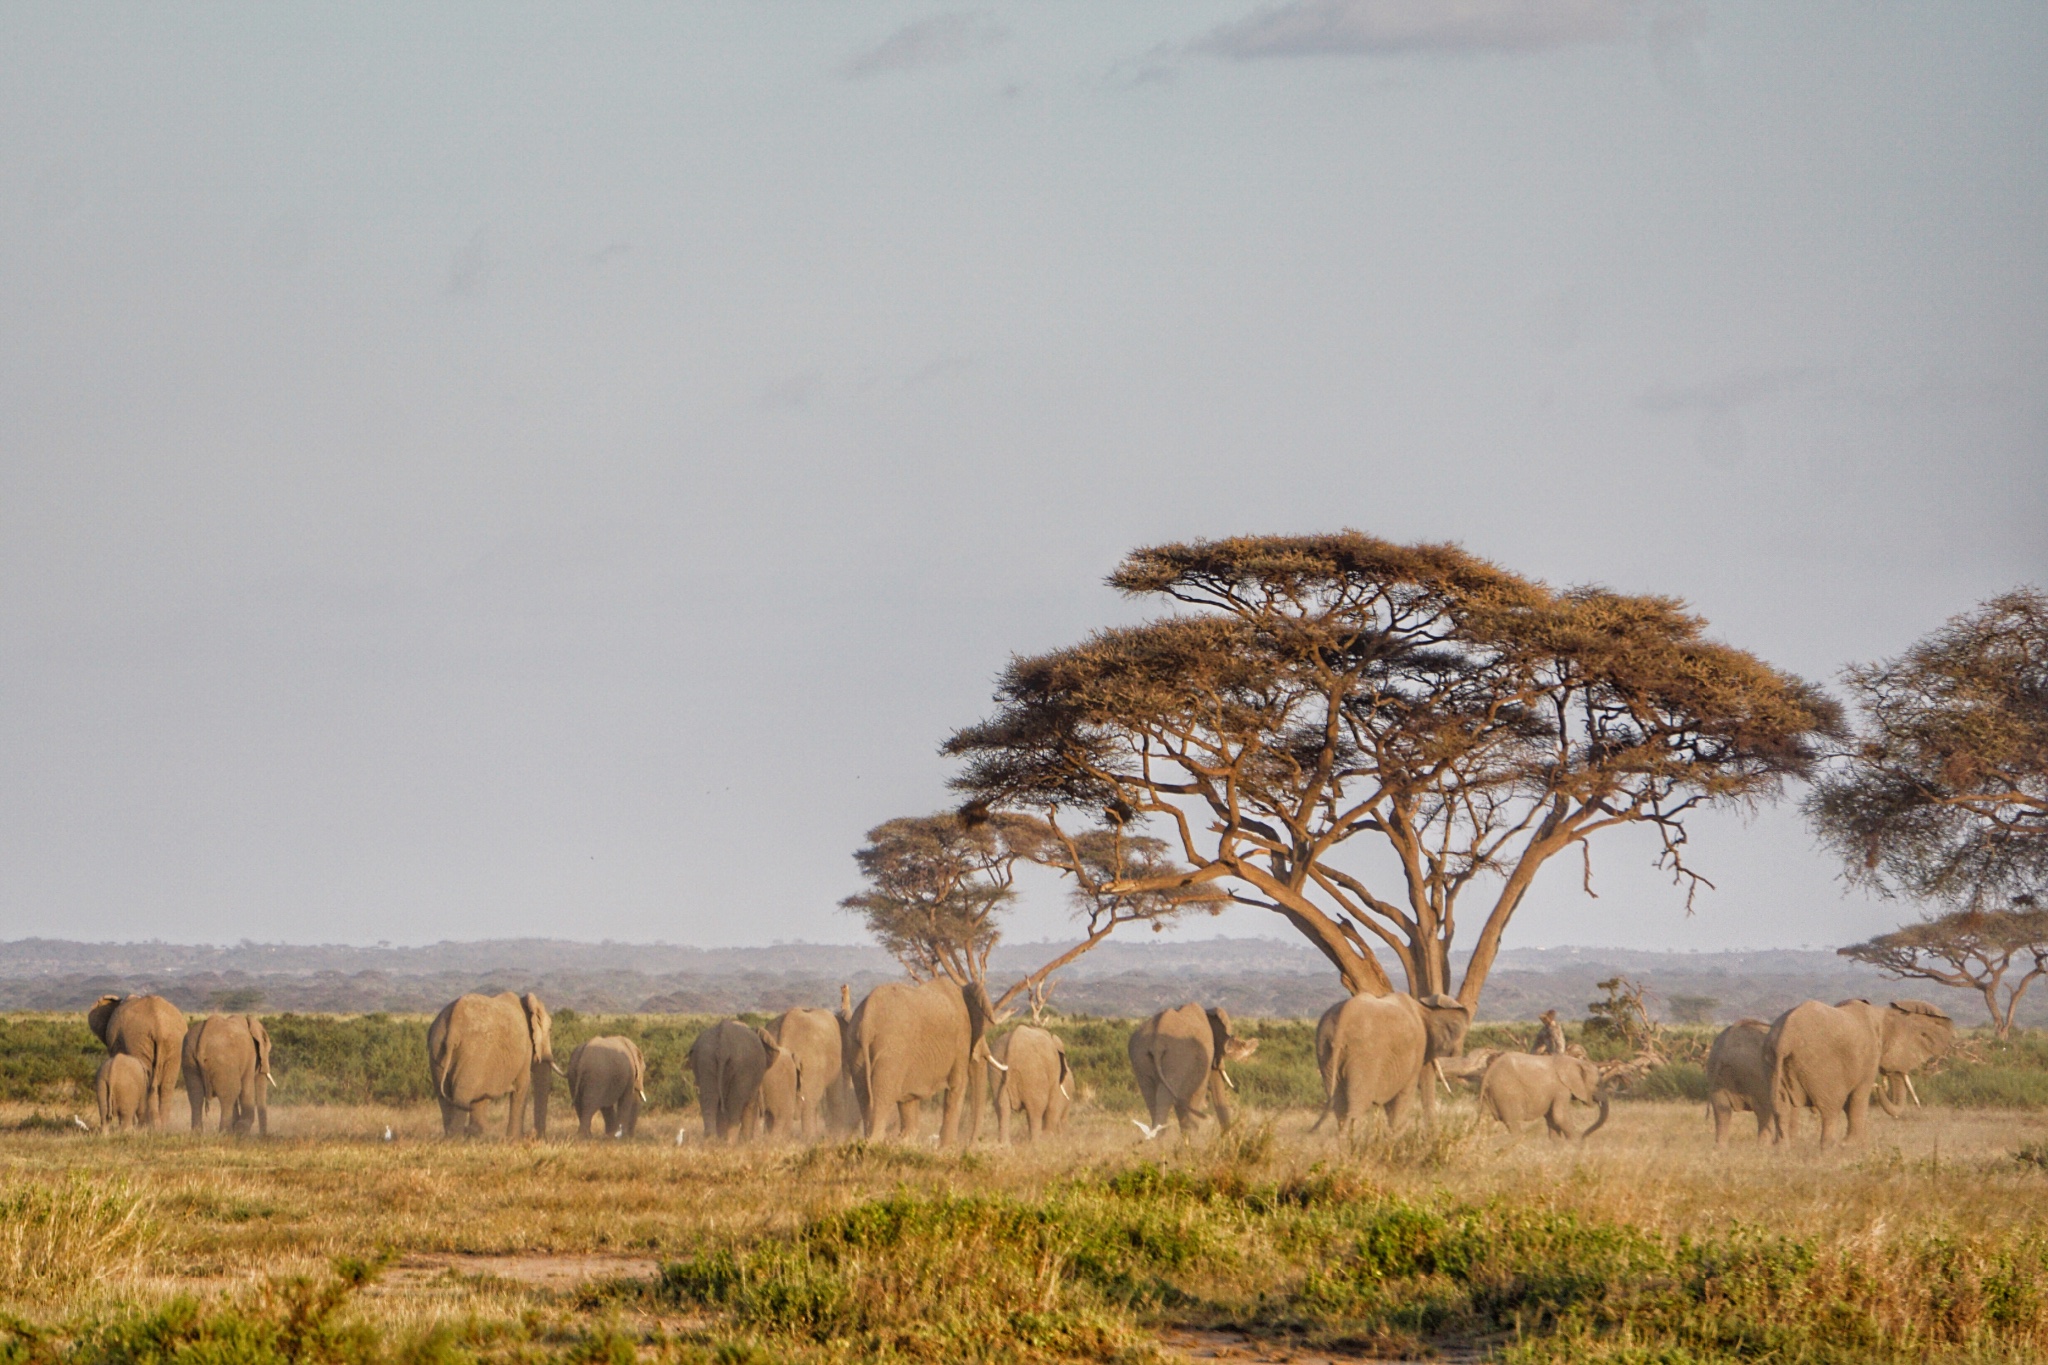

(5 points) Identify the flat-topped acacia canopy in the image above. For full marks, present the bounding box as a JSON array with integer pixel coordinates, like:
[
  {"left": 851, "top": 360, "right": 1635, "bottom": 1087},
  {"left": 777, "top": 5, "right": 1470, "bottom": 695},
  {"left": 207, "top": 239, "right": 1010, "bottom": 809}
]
[{"left": 946, "top": 531, "right": 1840, "bottom": 1007}]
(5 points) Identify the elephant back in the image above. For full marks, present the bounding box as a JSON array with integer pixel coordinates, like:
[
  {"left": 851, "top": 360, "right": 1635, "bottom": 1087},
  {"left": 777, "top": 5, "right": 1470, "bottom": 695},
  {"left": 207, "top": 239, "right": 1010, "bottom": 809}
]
[
  {"left": 849, "top": 980, "right": 973, "bottom": 1098},
  {"left": 431, "top": 993, "right": 537, "bottom": 1105},
  {"left": 1326, "top": 992, "right": 1429, "bottom": 1112}
]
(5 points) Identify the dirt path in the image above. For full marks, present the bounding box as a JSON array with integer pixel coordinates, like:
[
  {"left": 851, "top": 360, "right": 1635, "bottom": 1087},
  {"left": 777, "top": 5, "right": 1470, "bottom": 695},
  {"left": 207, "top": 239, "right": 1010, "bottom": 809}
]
[
  {"left": 381, "top": 1253, "right": 661, "bottom": 1291},
  {"left": 1158, "top": 1327, "right": 1491, "bottom": 1364}
]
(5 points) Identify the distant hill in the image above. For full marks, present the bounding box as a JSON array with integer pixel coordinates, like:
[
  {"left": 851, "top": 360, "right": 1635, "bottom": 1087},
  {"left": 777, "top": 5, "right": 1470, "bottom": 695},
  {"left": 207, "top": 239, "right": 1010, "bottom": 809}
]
[{"left": 0, "top": 935, "right": 2015, "bottom": 1029}]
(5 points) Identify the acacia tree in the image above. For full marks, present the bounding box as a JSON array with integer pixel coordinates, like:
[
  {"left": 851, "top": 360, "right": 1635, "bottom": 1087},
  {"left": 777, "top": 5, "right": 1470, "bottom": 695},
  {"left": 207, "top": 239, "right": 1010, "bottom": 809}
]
[
  {"left": 945, "top": 533, "right": 1837, "bottom": 1006},
  {"left": 839, "top": 812, "right": 1045, "bottom": 990},
  {"left": 841, "top": 811, "right": 1219, "bottom": 1013},
  {"left": 1806, "top": 587, "right": 2047, "bottom": 912},
  {"left": 1839, "top": 904, "right": 2048, "bottom": 1038}
]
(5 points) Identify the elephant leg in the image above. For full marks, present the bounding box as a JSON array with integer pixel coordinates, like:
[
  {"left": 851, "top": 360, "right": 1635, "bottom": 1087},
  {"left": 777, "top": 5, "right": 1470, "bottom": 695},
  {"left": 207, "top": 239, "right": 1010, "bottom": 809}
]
[
  {"left": 1386, "top": 1086, "right": 1416, "bottom": 1133},
  {"left": 439, "top": 1097, "right": 462, "bottom": 1137},
  {"left": 996, "top": 1092, "right": 1011, "bottom": 1146},
  {"left": 599, "top": 1104, "right": 615, "bottom": 1137},
  {"left": 1211, "top": 1076, "right": 1234, "bottom": 1134},
  {"left": 1817, "top": 1102, "right": 1841, "bottom": 1147},
  {"left": 1546, "top": 1096, "right": 1574, "bottom": 1139},
  {"left": 1023, "top": 1102, "right": 1041, "bottom": 1143},
  {"left": 189, "top": 1080, "right": 206, "bottom": 1132},
  {"left": 1846, "top": 1087, "right": 1872, "bottom": 1142},
  {"left": 1711, "top": 1097, "right": 1732, "bottom": 1146},
  {"left": 741, "top": 1097, "right": 761, "bottom": 1142},
  {"left": 578, "top": 1105, "right": 594, "bottom": 1138},
  {"left": 897, "top": 1097, "right": 920, "bottom": 1142},
  {"left": 465, "top": 1099, "right": 489, "bottom": 1137}
]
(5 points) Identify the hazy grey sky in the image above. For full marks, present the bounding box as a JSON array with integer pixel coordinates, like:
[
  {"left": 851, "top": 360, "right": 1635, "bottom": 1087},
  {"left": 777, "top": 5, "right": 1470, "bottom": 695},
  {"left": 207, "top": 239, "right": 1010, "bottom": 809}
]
[{"left": 3, "top": 2, "right": 2042, "bottom": 952}]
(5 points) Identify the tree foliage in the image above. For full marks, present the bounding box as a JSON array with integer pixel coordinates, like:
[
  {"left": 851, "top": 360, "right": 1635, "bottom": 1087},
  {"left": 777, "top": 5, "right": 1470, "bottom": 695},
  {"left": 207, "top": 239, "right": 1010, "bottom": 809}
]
[
  {"left": 840, "top": 811, "right": 1220, "bottom": 1012},
  {"left": 1807, "top": 587, "right": 2048, "bottom": 913},
  {"left": 1839, "top": 905, "right": 2048, "bottom": 1038},
  {"left": 946, "top": 532, "right": 1837, "bottom": 1005}
]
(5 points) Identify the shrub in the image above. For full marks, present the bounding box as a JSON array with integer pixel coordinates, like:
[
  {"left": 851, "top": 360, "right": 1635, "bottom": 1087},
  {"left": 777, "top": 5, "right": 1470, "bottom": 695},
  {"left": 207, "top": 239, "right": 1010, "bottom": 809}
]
[{"left": 0, "top": 1177, "right": 159, "bottom": 1304}]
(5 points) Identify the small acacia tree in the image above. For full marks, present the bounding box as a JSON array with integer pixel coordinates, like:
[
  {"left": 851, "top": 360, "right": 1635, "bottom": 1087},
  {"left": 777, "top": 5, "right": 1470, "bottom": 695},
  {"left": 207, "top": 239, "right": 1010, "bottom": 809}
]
[
  {"left": 946, "top": 532, "right": 1837, "bottom": 1006},
  {"left": 841, "top": 811, "right": 1219, "bottom": 1013},
  {"left": 1806, "top": 587, "right": 2047, "bottom": 912},
  {"left": 1839, "top": 903, "right": 2048, "bottom": 1038}
]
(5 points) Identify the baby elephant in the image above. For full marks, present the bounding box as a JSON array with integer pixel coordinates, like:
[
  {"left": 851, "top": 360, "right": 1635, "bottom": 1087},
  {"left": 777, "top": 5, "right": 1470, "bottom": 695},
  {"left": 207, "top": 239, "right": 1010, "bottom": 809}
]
[
  {"left": 987, "top": 1026, "right": 1072, "bottom": 1143},
  {"left": 566, "top": 1035, "right": 647, "bottom": 1138},
  {"left": 96, "top": 1053, "right": 151, "bottom": 1131},
  {"left": 1477, "top": 1053, "right": 1610, "bottom": 1140}
]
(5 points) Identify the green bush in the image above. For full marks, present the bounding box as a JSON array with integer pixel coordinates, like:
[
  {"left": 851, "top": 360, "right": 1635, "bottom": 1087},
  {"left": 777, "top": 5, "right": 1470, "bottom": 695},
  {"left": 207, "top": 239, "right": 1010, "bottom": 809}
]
[{"left": 0, "top": 1018, "right": 103, "bottom": 1103}]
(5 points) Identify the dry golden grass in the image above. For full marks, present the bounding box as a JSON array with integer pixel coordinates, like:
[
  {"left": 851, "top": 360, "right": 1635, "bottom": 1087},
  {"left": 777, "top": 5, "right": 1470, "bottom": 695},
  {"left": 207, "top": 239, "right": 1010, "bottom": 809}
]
[{"left": 7, "top": 1096, "right": 2048, "bottom": 1329}]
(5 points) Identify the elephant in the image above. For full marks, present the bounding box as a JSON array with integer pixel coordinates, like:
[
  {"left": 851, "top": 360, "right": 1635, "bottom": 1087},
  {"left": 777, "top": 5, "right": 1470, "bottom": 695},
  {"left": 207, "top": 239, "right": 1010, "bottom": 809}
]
[
  {"left": 1705, "top": 1019, "right": 1775, "bottom": 1145},
  {"left": 566, "top": 1035, "right": 646, "bottom": 1138},
  {"left": 181, "top": 1014, "right": 274, "bottom": 1135},
  {"left": 88, "top": 994, "right": 187, "bottom": 1128},
  {"left": 987, "top": 1025, "right": 1071, "bottom": 1143},
  {"left": 1867, "top": 999, "right": 1955, "bottom": 1111},
  {"left": 847, "top": 978, "right": 993, "bottom": 1145},
  {"left": 1768, "top": 998, "right": 1958, "bottom": 1145},
  {"left": 1765, "top": 999, "right": 1882, "bottom": 1145},
  {"left": 426, "top": 992, "right": 560, "bottom": 1138},
  {"left": 1311, "top": 991, "right": 1471, "bottom": 1134},
  {"left": 687, "top": 1019, "right": 801, "bottom": 1142},
  {"left": 1127, "top": 1003, "right": 1259, "bottom": 1141},
  {"left": 767, "top": 1006, "right": 857, "bottom": 1138},
  {"left": 95, "top": 1053, "right": 151, "bottom": 1131},
  {"left": 1477, "top": 1052, "right": 1610, "bottom": 1139}
]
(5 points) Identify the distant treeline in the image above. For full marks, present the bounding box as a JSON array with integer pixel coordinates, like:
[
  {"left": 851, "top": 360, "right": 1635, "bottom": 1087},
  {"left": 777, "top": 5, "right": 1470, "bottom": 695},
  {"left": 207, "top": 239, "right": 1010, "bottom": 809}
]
[{"left": 7, "top": 1011, "right": 2048, "bottom": 1115}]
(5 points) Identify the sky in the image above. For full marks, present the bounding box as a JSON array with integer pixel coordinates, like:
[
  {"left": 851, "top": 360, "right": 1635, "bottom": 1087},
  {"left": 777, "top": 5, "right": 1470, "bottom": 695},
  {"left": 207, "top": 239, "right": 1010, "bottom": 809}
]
[{"left": 1, "top": 1, "right": 2042, "bottom": 955}]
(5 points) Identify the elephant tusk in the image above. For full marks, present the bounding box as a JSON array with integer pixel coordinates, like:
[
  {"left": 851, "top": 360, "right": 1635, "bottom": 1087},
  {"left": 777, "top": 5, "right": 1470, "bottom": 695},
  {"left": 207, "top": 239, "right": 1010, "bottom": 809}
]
[
  {"left": 550, "top": 1061, "right": 568, "bottom": 1077},
  {"left": 639, "top": 1090, "right": 647, "bottom": 1104},
  {"left": 1060, "top": 1079, "right": 1071, "bottom": 1099},
  {"left": 1905, "top": 1074, "right": 1921, "bottom": 1107},
  {"left": 987, "top": 1058, "right": 1009, "bottom": 1073},
  {"left": 1434, "top": 1059, "right": 1451, "bottom": 1094},
  {"left": 1220, "top": 1067, "right": 1236, "bottom": 1092}
]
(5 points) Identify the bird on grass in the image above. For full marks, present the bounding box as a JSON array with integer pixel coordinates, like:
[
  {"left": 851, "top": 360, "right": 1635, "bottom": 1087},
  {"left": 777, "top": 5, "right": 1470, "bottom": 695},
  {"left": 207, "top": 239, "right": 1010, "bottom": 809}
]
[
  {"left": 72, "top": 1116, "right": 91, "bottom": 1132},
  {"left": 675, "top": 1127, "right": 688, "bottom": 1146},
  {"left": 381, "top": 1126, "right": 394, "bottom": 1142},
  {"left": 1130, "top": 1119, "right": 1167, "bottom": 1141}
]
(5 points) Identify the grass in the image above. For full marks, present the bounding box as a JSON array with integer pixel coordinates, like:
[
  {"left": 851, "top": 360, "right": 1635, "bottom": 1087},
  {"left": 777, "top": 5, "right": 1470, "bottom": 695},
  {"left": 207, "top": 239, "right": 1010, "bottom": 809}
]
[{"left": 11, "top": 1011, "right": 2048, "bottom": 1362}]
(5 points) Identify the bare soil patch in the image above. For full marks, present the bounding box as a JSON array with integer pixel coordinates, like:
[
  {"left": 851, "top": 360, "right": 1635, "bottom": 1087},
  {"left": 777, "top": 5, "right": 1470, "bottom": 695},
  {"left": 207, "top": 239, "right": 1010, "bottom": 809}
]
[{"left": 381, "top": 1253, "right": 660, "bottom": 1291}]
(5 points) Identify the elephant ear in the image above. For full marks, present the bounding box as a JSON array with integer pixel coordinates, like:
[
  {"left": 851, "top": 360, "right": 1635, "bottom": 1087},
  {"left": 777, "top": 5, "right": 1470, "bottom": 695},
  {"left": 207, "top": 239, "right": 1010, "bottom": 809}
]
[
  {"left": 88, "top": 996, "right": 121, "bottom": 1046},
  {"left": 521, "top": 994, "right": 554, "bottom": 1062},
  {"left": 963, "top": 982, "right": 994, "bottom": 1047},
  {"left": 1421, "top": 993, "right": 1468, "bottom": 1013},
  {"left": 1205, "top": 1007, "right": 1234, "bottom": 1062},
  {"left": 249, "top": 1018, "right": 272, "bottom": 1075},
  {"left": 1891, "top": 1000, "right": 1950, "bottom": 1020}
]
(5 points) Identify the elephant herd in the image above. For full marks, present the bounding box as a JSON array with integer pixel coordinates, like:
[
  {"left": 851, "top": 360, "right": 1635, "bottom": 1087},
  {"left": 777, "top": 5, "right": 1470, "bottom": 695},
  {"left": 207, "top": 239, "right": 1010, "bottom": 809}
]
[
  {"left": 77, "top": 985, "right": 1959, "bottom": 1151},
  {"left": 1704, "top": 997, "right": 1956, "bottom": 1147},
  {"left": 86, "top": 994, "right": 274, "bottom": 1133}
]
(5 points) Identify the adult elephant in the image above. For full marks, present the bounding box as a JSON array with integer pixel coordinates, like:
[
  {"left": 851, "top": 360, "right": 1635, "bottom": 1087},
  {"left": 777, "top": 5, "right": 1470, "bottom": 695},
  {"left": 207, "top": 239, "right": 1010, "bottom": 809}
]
[
  {"left": 426, "top": 993, "right": 561, "bottom": 1138},
  {"left": 987, "top": 1025, "right": 1071, "bottom": 1143},
  {"left": 768, "top": 1007, "right": 855, "bottom": 1138},
  {"left": 566, "top": 1035, "right": 645, "bottom": 1138},
  {"left": 1128, "top": 1003, "right": 1259, "bottom": 1141},
  {"left": 1477, "top": 1052, "right": 1611, "bottom": 1139},
  {"left": 1311, "top": 992, "right": 1471, "bottom": 1134},
  {"left": 87, "top": 994, "right": 186, "bottom": 1128},
  {"left": 1766, "top": 999, "right": 1885, "bottom": 1146},
  {"left": 847, "top": 978, "right": 992, "bottom": 1145},
  {"left": 688, "top": 1019, "right": 801, "bottom": 1142},
  {"left": 1705, "top": 1019, "right": 1774, "bottom": 1145},
  {"left": 181, "top": 1014, "right": 274, "bottom": 1135}
]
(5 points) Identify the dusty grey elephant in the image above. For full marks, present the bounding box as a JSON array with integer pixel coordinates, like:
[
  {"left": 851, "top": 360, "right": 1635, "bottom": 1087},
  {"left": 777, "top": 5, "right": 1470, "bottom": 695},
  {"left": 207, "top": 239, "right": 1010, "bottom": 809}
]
[
  {"left": 95, "top": 1053, "right": 150, "bottom": 1131},
  {"left": 181, "top": 1014, "right": 274, "bottom": 1135},
  {"left": 566, "top": 1035, "right": 646, "bottom": 1138},
  {"left": 1768, "top": 998, "right": 1957, "bottom": 1145},
  {"left": 1706, "top": 1019, "right": 1774, "bottom": 1145},
  {"left": 847, "top": 978, "right": 993, "bottom": 1145},
  {"left": 687, "top": 1019, "right": 800, "bottom": 1142},
  {"left": 88, "top": 994, "right": 187, "bottom": 1129},
  {"left": 768, "top": 1006, "right": 856, "bottom": 1138},
  {"left": 1766, "top": 999, "right": 1881, "bottom": 1146},
  {"left": 987, "top": 1025, "right": 1071, "bottom": 1143},
  {"left": 1477, "top": 1052, "right": 1610, "bottom": 1139},
  {"left": 1311, "top": 992, "right": 1471, "bottom": 1133},
  {"left": 1867, "top": 999, "right": 1955, "bottom": 1111},
  {"left": 426, "top": 992, "right": 561, "bottom": 1138},
  {"left": 1127, "top": 1003, "right": 1259, "bottom": 1141}
]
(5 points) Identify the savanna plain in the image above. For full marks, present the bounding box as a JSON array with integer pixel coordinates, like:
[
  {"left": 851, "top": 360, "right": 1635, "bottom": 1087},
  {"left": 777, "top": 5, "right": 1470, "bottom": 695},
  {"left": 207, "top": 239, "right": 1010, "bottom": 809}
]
[{"left": 8, "top": 1012, "right": 2048, "bottom": 1365}]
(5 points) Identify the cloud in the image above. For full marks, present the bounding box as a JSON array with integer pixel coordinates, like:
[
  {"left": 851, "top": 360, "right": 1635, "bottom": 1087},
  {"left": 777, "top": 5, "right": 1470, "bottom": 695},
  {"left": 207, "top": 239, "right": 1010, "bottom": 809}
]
[
  {"left": 1637, "top": 366, "right": 1821, "bottom": 414},
  {"left": 1192, "top": 0, "right": 1634, "bottom": 60},
  {"left": 843, "top": 13, "right": 1008, "bottom": 78},
  {"left": 1637, "top": 366, "right": 1821, "bottom": 471}
]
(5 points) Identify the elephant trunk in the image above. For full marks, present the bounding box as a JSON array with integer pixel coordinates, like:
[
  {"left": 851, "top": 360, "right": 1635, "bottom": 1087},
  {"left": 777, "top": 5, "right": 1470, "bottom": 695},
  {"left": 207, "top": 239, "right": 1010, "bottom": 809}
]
[
  {"left": 1582, "top": 1087, "right": 1611, "bottom": 1140},
  {"left": 1872, "top": 1073, "right": 1904, "bottom": 1118}
]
